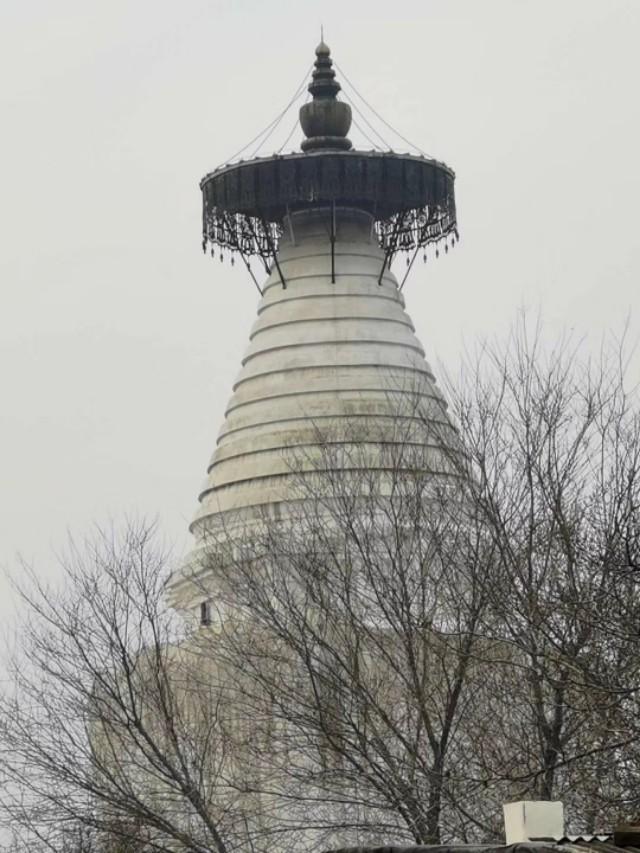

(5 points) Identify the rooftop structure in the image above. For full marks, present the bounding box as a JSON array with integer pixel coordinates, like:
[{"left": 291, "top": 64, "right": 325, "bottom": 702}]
[
  {"left": 170, "top": 40, "right": 460, "bottom": 612},
  {"left": 328, "top": 836, "right": 632, "bottom": 853},
  {"left": 329, "top": 804, "right": 640, "bottom": 853}
]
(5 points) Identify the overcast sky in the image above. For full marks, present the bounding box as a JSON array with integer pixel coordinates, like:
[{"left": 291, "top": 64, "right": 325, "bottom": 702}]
[{"left": 1, "top": 0, "right": 639, "bottom": 616}]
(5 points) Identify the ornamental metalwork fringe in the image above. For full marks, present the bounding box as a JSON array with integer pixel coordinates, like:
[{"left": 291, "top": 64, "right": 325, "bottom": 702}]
[{"left": 202, "top": 205, "right": 457, "bottom": 267}]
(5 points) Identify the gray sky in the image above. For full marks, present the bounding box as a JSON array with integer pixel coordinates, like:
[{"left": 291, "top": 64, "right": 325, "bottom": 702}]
[{"left": 1, "top": 0, "right": 639, "bottom": 614}]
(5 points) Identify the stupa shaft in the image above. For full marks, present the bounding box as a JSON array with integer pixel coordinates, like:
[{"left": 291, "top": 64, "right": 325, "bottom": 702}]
[{"left": 171, "top": 207, "right": 456, "bottom": 610}]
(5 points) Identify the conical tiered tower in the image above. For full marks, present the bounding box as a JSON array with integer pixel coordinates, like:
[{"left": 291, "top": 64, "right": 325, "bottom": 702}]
[{"left": 170, "top": 41, "right": 460, "bottom": 614}]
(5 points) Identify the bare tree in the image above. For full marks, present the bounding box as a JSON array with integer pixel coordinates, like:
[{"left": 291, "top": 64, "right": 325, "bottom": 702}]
[
  {"left": 191, "top": 320, "right": 640, "bottom": 844},
  {"left": 439, "top": 321, "right": 640, "bottom": 830},
  {"left": 0, "top": 521, "right": 262, "bottom": 853},
  {"left": 3, "top": 320, "right": 640, "bottom": 852},
  {"left": 194, "top": 405, "right": 500, "bottom": 846}
]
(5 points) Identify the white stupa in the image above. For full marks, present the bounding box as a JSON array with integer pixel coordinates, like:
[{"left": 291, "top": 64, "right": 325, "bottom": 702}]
[{"left": 169, "top": 41, "right": 460, "bottom": 614}]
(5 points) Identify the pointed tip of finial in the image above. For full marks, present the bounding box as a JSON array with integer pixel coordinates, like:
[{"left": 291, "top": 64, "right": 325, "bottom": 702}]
[
  {"left": 308, "top": 33, "right": 339, "bottom": 97},
  {"left": 316, "top": 25, "right": 330, "bottom": 56}
]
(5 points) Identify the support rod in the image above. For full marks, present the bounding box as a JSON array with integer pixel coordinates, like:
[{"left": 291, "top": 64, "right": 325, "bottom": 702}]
[
  {"left": 261, "top": 217, "right": 287, "bottom": 289},
  {"left": 378, "top": 211, "right": 405, "bottom": 286},
  {"left": 330, "top": 200, "right": 336, "bottom": 284},
  {"left": 399, "top": 245, "right": 420, "bottom": 291},
  {"left": 238, "top": 248, "right": 263, "bottom": 295}
]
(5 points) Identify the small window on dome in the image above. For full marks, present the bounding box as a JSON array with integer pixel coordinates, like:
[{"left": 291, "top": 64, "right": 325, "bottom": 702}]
[{"left": 200, "top": 601, "right": 211, "bottom": 626}]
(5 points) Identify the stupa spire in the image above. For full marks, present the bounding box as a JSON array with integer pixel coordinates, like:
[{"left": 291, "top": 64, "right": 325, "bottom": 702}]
[{"left": 299, "top": 39, "right": 352, "bottom": 152}]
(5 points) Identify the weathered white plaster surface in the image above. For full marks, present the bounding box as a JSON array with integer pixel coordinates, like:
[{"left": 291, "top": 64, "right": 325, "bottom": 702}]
[{"left": 169, "top": 207, "right": 457, "bottom": 609}]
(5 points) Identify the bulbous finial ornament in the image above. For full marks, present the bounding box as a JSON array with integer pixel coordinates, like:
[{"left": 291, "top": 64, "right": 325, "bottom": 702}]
[{"left": 299, "top": 40, "right": 353, "bottom": 152}]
